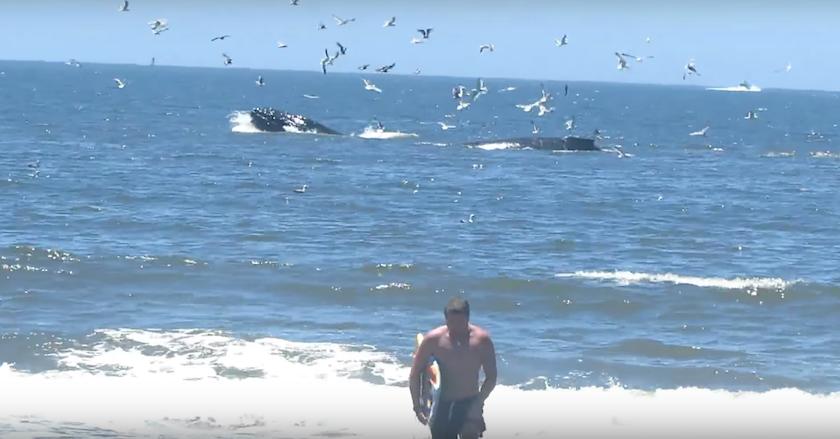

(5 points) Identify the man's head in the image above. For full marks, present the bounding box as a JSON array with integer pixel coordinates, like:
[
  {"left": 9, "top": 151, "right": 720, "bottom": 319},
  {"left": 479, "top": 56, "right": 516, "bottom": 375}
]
[{"left": 444, "top": 297, "right": 470, "bottom": 334}]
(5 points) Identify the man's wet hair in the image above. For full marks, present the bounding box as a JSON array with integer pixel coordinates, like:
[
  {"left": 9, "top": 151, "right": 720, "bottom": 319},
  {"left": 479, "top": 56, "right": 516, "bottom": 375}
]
[{"left": 444, "top": 297, "right": 470, "bottom": 318}]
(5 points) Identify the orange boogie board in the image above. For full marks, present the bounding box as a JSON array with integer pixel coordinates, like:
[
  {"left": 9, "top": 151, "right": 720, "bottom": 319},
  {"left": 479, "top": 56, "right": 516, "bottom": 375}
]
[{"left": 414, "top": 333, "right": 441, "bottom": 422}]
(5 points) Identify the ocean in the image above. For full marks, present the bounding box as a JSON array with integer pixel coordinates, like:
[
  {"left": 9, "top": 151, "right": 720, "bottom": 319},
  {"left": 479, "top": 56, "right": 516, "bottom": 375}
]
[{"left": 1, "top": 60, "right": 839, "bottom": 438}]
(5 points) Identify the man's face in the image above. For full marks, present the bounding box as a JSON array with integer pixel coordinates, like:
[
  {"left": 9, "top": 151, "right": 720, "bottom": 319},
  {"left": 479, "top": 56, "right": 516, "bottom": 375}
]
[{"left": 445, "top": 312, "right": 469, "bottom": 334}]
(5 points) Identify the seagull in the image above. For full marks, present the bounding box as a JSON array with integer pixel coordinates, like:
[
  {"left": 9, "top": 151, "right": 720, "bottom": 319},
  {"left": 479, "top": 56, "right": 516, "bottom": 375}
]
[
  {"left": 358, "top": 64, "right": 370, "bottom": 70},
  {"left": 615, "top": 52, "right": 629, "bottom": 70},
  {"left": 564, "top": 84, "right": 569, "bottom": 96},
  {"left": 211, "top": 35, "right": 231, "bottom": 42},
  {"left": 537, "top": 104, "right": 554, "bottom": 116},
  {"left": 555, "top": 35, "right": 568, "bottom": 47},
  {"left": 363, "top": 79, "right": 382, "bottom": 93},
  {"left": 113, "top": 78, "right": 126, "bottom": 89},
  {"left": 460, "top": 214, "right": 475, "bottom": 224},
  {"left": 119, "top": 0, "right": 129, "bottom": 12},
  {"left": 689, "top": 125, "right": 709, "bottom": 136},
  {"left": 383, "top": 16, "right": 396, "bottom": 27},
  {"left": 417, "top": 28, "right": 433, "bottom": 39},
  {"left": 222, "top": 53, "right": 232, "bottom": 65},
  {"left": 320, "top": 49, "right": 330, "bottom": 74},
  {"left": 683, "top": 60, "right": 700, "bottom": 79},
  {"left": 148, "top": 19, "right": 169, "bottom": 35},
  {"left": 336, "top": 42, "right": 347, "bottom": 55},
  {"left": 774, "top": 62, "right": 792, "bottom": 73},
  {"left": 479, "top": 44, "right": 495, "bottom": 53},
  {"left": 565, "top": 117, "right": 576, "bottom": 132},
  {"left": 531, "top": 121, "right": 540, "bottom": 135},
  {"left": 744, "top": 111, "right": 758, "bottom": 120},
  {"left": 333, "top": 15, "right": 356, "bottom": 26},
  {"left": 276, "top": 41, "right": 288, "bottom": 48},
  {"left": 376, "top": 62, "right": 396, "bottom": 73},
  {"left": 456, "top": 99, "right": 471, "bottom": 111},
  {"left": 290, "top": 0, "right": 299, "bottom": 5},
  {"left": 438, "top": 122, "right": 456, "bottom": 130},
  {"left": 410, "top": 37, "right": 425, "bottom": 45},
  {"left": 645, "top": 36, "right": 652, "bottom": 43},
  {"left": 498, "top": 86, "right": 517, "bottom": 93},
  {"left": 414, "top": 68, "right": 421, "bottom": 75},
  {"left": 452, "top": 85, "right": 466, "bottom": 100},
  {"left": 470, "top": 78, "right": 488, "bottom": 101},
  {"left": 256, "top": 75, "right": 264, "bottom": 87},
  {"left": 293, "top": 184, "right": 308, "bottom": 193},
  {"left": 317, "top": 22, "right": 327, "bottom": 30}
]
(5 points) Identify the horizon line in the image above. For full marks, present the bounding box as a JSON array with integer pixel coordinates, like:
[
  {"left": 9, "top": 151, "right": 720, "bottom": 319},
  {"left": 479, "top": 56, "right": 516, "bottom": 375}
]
[{"left": 1, "top": 57, "right": 837, "bottom": 95}]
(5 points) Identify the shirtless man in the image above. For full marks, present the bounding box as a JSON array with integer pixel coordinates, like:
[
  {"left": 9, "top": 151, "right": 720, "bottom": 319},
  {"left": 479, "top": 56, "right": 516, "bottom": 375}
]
[{"left": 410, "top": 298, "right": 497, "bottom": 439}]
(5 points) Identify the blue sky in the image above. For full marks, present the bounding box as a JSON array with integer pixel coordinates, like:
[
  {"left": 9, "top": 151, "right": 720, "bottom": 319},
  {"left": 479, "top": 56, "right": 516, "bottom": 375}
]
[{"left": 0, "top": 0, "right": 835, "bottom": 90}]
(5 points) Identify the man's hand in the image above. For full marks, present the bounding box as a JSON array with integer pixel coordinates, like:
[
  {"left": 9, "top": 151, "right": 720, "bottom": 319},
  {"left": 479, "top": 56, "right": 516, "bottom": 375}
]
[{"left": 414, "top": 405, "right": 429, "bottom": 425}]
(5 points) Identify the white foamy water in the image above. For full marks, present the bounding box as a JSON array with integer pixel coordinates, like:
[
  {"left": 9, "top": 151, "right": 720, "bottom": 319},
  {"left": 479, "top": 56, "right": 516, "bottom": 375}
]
[
  {"left": 470, "top": 142, "right": 519, "bottom": 151},
  {"left": 228, "top": 111, "right": 261, "bottom": 133},
  {"left": 2, "top": 330, "right": 839, "bottom": 439},
  {"left": 357, "top": 126, "right": 419, "bottom": 140},
  {"left": 706, "top": 84, "right": 762, "bottom": 92},
  {"left": 556, "top": 271, "right": 791, "bottom": 293},
  {"left": 2, "top": 359, "right": 840, "bottom": 438}
]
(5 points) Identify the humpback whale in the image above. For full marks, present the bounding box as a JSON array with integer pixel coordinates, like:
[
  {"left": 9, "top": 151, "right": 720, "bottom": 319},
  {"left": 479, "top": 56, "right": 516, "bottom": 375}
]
[
  {"left": 465, "top": 136, "right": 600, "bottom": 151},
  {"left": 247, "top": 107, "right": 341, "bottom": 135}
]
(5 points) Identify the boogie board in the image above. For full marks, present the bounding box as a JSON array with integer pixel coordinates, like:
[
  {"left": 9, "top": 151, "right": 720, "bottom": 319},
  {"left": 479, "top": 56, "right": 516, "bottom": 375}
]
[{"left": 413, "top": 333, "right": 441, "bottom": 422}]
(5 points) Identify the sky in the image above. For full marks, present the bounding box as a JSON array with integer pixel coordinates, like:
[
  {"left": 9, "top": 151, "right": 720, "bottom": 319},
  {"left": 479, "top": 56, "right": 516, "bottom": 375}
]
[{"left": 0, "top": 0, "right": 837, "bottom": 91}]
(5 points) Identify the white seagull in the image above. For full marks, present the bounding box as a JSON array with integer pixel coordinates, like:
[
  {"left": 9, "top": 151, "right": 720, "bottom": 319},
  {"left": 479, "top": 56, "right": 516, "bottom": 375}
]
[
  {"left": 555, "top": 35, "right": 568, "bottom": 47},
  {"left": 689, "top": 125, "right": 710, "bottom": 137},
  {"left": 531, "top": 121, "right": 540, "bottom": 135},
  {"left": 293, "top": 184, "right": 308, "bottom": 193},
  {"left": 460, "top": 214, "right": 475, "bottom": 224},
  {"left": 438, "top": 122, "right": 456, "bottom": 130},
  {"left": 615, "top": 52, "right": 630, "bottom": 70},
  {"left": 276, "top": 41, "right": 288, "bottom": 48},
  {"left": 383, "top": 16, "right": 396, "bottom": 27},
  {"left": 119, "top": 1, "right": 129, "bottom": 12},
  {"left": 565, "top": 117, "right": 576, "bottom": 132},
  {"left": 410, "top": 37, "right": 424, "bottom": 45},
  {"left": 332, "top": 15, "right": 356, "bottom": 26},
  {"left": 222, "top": 53, "right": 232, "bottom": 66},
  {"left": 256, "top": 75, "right": 265, "bottom": 87},
  {"left": 683, "top": 60, "right": 700, "bottom": 79},
  {"left": 148, "top": 19, "right": 168, "bottom": 35},
  {"left": 363, "top": 79, "right": 382, "bottom": 93},
  {"left": 113, "top": 78, "right": 126, "bottom": 89}
]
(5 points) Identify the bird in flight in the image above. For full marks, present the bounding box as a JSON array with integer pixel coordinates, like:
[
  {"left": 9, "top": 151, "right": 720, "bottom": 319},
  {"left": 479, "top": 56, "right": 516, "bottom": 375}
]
[
  {"left": 211, "top": 35, "right": 231, "bottom": 42},
  {"left": 376, "top": 62, "right": 396, "bottom": 73},
  {"left": 555, "top": 35, "right": 568, "bottom": 47},
  {"left": 383, "top": 16, "right": 396, "bottom": 27},
  {"left": 333, "top": 15, "right": 356, "bottom": 26},
  {"left": 417, "top": 28, "right": 433, "bottom": 39},
  {"left": 119, "top": 1, "right": 129, "bottom": 12},
  {"left": 222, "top": 53, "right": 233, "bottom": 66},
  {"left": 363, "top": 79, "right": 382, "bottom": 93},
  {"left": 479, "top": 44, "right": 495, "bottom": 53}
]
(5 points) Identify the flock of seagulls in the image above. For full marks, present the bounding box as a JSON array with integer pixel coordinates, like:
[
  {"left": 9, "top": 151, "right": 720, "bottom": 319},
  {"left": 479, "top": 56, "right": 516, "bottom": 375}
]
[{"left": 98, "top": 1, "right": 791, "bottom": 154}]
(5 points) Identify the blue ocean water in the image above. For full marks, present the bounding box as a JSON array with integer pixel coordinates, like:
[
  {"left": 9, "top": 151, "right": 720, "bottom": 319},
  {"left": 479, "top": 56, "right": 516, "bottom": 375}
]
[{"left": 1, "top": 60, "right": 839, "bottom": 437}]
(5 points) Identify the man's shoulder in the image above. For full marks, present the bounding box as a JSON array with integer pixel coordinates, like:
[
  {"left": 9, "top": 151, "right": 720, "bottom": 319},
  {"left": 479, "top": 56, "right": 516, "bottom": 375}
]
[
  {"left": 424, "top": 325, "right": 447, "bottom": 340},
  {"left": 470, "top": 324, "right": 492, "bottom": 341}
]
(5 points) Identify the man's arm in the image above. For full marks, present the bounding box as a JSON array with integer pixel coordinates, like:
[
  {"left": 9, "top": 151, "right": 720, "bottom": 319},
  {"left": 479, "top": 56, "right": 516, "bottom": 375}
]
[
  {"left": 477, "top": 335, "right": 497, "bottom": 403},
  {"left": 409, "top": 334, "right": 434, "bottom": 423}
]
